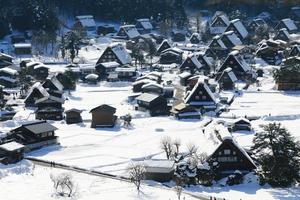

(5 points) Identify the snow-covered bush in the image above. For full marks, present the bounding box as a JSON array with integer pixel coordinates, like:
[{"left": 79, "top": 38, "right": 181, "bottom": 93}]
[
  {"left": 50, "top": 173, "right": 77, "bottom": 197},
  {"left": 226, "top": 170, "right": 243, "bottom": 186}
]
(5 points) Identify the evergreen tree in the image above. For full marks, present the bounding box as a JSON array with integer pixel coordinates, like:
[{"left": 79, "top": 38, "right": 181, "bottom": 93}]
[
  {"left": 65, "top": 31, "right": 81, "bottom": 63},
  {"left": 251, "top": 123, "right": 300, "bottom": 187}
]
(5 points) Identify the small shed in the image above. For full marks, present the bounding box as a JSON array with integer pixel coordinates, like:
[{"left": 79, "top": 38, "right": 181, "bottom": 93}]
[
  {"left": 142, "top": 159, "right": 175, "bottom": 182},
  {"left": 232, "top": 118, "right": 251, "bottom": 131},
  {"left": 170, "top": 103, "right": 201, "bottom": 120},
  {"left": 65, "top": 109, "right": 83, "bottom": 124},
  {"left": 0, "top": 141, "right": 25, "bottom": 164},
  {"left": 13, "top": 43, "right": 32, "bottom": 55},
  {"left": 136, "top": 93, "right": 168, "bottom": 116},
  {"left": 90, "top": 104, "right": 117, "bottom": 128}
]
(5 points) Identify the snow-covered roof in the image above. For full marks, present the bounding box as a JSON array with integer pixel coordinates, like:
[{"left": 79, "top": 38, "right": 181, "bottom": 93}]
[
  {"left": 120, "top": 25, "right": 140, "bottom": 39},
  {"left": 0, "top": 67, "right": 18, "bottom": 76},
  {"left": 157, "top": 40, "right": 172, "bottom": 52},
  {"left": 137, "top": 18, "right": 153, "bottom": 30},
  {"left": 44, "top": 75, "right": 64, "bottom": 91},
  {"left": 26, "top": 61, "right": 42, "bottom": 68},
  {"left": 35, "top": 95, "right": 65, "bottom": 104},
  {"left": 98, "top": 61, "right": 120, "bottom": 68},
  {"left": 226, "top": 51, "right": 251, "bottom": 72},
  {"left": 224, "top": 67, "right": 238, "bottom": 82},
  {"left": 211, "top": 36, "right": 227, "bottom": 49},
  {"left": 142, "top": 159, "right": 175, "bottom": 173},
  {"left": 0, "top": 76, "right": 17, "bottom": 83},
  {"left": 230, "top": 19, "right": 248, "bottom": 38},
  {"left": 76, "top": 15, "right": 96, "bottom": 28},
  {"left": 85, "top": 73, "right": 99, "bottom": 80},
  {"left": 141, "top": 82, "right": 163, "bottom": 90},
  {"left": 281, "top": 18, "right": 297, "bottom": 31},
  {"left": 223, "top": 31, "right": 242, "bottom": 46},
  {"left": 190, "top": 54, "right": 203, "bottom": 69},
  {"left": 184, "top": 79, "right": 217, "bottom": 105},
  {"left": 33, "top": 64, "right": 49, "bottom": 70},
  {"left": 0, "top": 141, "right": 24, "bottom": 151},
  {"left": 136, "top": 93, "right": 160, "bottom": 102},
  {"left": 179, "top": 71, "right": 191, "bottom": 79},
  {"left": 25, "top": 82, "right": 49, "bottom": 102},
  {"left": 115, "top": 67, "right": 136, "bottom": 73},
  {"left": 13, "top": 43, "right": 32, "bottom": 48},
  {"left": 110, "top": 43, "right": 132, "bottom": 65},
  {"left": 0, "top": 52, "right": 13, "bottom": 59}
]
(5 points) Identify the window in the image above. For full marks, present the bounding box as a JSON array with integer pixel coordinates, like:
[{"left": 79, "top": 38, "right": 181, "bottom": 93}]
[
  {"left": 195, "top": 95, "right": 200, "bottom": 100},
  {"left": 224, "top": 149, "right": 231, "bottom": 155},
  {"left": 233, "top": 151, "right": 236, "bottom": 155},
  {"left": 218, "top": 156, "right": 237, "bottom": 162},
  {"left": 202, "top": 95, "right": 207, "bottom": 100}
]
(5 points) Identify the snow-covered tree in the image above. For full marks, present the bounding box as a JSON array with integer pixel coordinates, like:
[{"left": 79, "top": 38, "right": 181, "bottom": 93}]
[{"left": 252, "top": 123, "right": 300, "bottom": 187}]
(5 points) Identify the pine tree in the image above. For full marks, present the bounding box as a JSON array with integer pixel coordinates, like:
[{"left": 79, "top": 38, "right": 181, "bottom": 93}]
[{"left": 251, "top": 123, "right": 300, "bottom": 187}]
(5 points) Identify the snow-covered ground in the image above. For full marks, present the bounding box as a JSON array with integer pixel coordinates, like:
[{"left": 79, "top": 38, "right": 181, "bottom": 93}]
[{"left": 0, "top": 161, "right": 198, "bottom": 200}]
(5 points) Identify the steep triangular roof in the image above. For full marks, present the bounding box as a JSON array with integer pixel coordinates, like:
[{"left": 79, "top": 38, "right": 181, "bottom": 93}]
[
  {"left": 184, "top": 79, "right": 217, "bottom": 106},
  {"left": 90, "top": 104, "right": 116, "bottom": 113}
]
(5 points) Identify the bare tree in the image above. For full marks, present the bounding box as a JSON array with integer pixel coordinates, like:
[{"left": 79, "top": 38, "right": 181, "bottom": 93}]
[
  {"left": 160, "top": 136, "right": 174, "bottom": 159},
  {"left": 50, "top": 173, "right": 77, "bottom": 197},
  {"left": 173, "top": 138, "right": 181, "bottom": 157},
  {"left": 128, "top": 163, "right": 146, "bottom": 193},
  {"left": 187, "top": 143, "right": 198, "bottom": 156}
]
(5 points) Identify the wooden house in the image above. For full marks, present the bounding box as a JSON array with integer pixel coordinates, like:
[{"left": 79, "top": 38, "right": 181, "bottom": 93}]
[
  {"left": 136, "top": 18, "right": 153, "bottom": 34},
  {"left": 141, "top": 82, "right": 163, "bottom": 95},
  {"left": 171, "top": 30, "right": 186, "bottom": 42},
  {"left": 209, "top": 137, "right": 256, "bottom": 174},
  {"left": 96, "top": 43, "right": 132, "bottom": 65},
  {"left": 179, "top": 54, "right": 202, "bottom": 73},
  {"left": 159, "top": 49, "right": 183, "bottom": 64},
  {"left": 24, "top": 82, "right": 49, "bottom": 107},
  {"left": 0, "top": 77, "right": 18, "bottom": 88},
  {"left": 189, "top": 33, "right": 201, "bottom": 44},
  {"left": 170, "top": 103, "right": 200, "bottom": 119},
  {"left": 136, "top": 93, "right": 168, "bottom": 116},
  {"left": 273, "top": 28, "right": 291, "bottom": 42},
  {"left": 9, "top": 121, "right": 58, "bottom": 152},
  {"left": 95, "top": 61, "right": 120, "bottom": 79},
  {"left": 85, "top": 73, "right": 99, "bottom": 84},
  {"left": 209, "top": 35, "right": 228, "bottom": 57},
  {"left": 74, "top": 15, "right": 96, "bottom": 31},
  {"left": 232, "top": 118, "right": 252, "bottom": 131},
  {"left": 132, "top": 79, "right": 155, "bottom": 93},
  {"left": 179, "top": 71, "right": 192, "bottom": 86},
  {"left": 13, "top": 43, "right": 32, "bottom": 55},
  {"left": 0, "top": 67, "right": 18, "bottom": 79},
  {"left": 115, "top": 66, "right": 137, "bottom": 81},
  {"left": 275, "top": 18, "right": 298, "bottom": 33},
  {"left": 225, "top": 19, "right": 248, "bottom": 41},
  {"left": 42, "top": 75, "right": 64, "bottom": 92},
  {"left": 0, "top": 141, "right": 24, "bottom": 164},
  {"left": 116, "top": 25, "right": 140, "bottom": 40},
  {"left": 220, "top": 31, "right": 243, "bottom": 49},
  {"left": 142, "top": 159, "right": 175, "bottom": 182},
  {"left": 97, "top": 25, "right": 116, "bottom": 36},
  {"left": 289, "top": 45, "right": 300, "bottom": 57},
  {"left": 11, "top": 34, "right": 26, "bottom": 44},
  {"left": 248, "top": 18, "right": 267, "bottom": 33},
  {"left": 256, "top": 39, "right": 286, "bottom": 65},
  {"left": 157, "top": 40, "right": 172, "bottom": 55},
  {"left": 90, "top": 104, "right": 117, "bottom": 128},
  {"left": 33, "top": 64, "right": 49, "bottom": 80},
  {"left": 0, "top": 53, "right": 13, "bottom": 68},
  {"left": 196, "top": 53, "right": 214, "bottom": 75},
  {"left": 217, "top": 67, "right": 238, "bottom": 90},
  {"left": 65, "top": 108, "right": 82, "bottom": 124},
  {"left": 210, "top": 12, "right": 230, "bottom": 35},
  {"left": 35, "top": 95, "right": 64, "bottom": 120},
  {"left": 184, "top": 79, "right": 217, "bottom": 109},
  {"left": 217, "top": 51, "right": 252, "bottom": 81}
]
